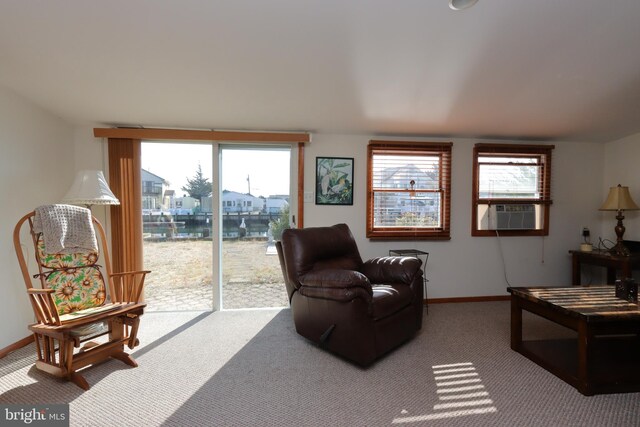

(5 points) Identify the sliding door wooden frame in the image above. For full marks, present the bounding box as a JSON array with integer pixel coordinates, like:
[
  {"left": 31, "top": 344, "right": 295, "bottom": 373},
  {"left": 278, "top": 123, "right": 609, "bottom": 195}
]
[
  {"left": 297, "top": 142, "right": 304, "bottom": 228},
  {"left": 94, "top": 127, "right": 309, "bottom": 143}
]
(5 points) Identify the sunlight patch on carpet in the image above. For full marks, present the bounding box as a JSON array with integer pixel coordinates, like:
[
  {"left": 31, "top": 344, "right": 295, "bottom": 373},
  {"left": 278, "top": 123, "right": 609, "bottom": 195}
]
[{"left": 392, "top": 362, "right": 497, "bottom": 424}]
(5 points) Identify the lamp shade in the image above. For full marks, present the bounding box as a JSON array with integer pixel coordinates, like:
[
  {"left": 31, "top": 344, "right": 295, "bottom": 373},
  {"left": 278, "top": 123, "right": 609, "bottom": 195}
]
[
  {"left": 599, "top": 184, "right": 640, "bottom": 211},
  {"left": 62, "top": 170, "right": 120, "bottom": 206}
]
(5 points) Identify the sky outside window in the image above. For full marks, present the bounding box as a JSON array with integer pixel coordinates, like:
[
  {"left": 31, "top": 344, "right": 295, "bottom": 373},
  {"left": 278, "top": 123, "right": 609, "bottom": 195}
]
[{"left": 141, "top": 143, "right": 290, "bottom": 198}]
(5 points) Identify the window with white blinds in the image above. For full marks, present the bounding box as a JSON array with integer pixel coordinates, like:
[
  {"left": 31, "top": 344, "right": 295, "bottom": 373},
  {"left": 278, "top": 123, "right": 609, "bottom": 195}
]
[
  {"left": 367, "top": 141, "right": 452, "bottom": 240},
  {"left": 472, "top": 143, "right": 554, "bottom": 236}
]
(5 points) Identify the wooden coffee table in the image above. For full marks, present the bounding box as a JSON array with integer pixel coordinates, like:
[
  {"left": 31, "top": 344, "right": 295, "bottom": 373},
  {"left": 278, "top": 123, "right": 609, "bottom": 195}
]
[{"left": 509, "top": 286, "right": 640, "bottom": 395}]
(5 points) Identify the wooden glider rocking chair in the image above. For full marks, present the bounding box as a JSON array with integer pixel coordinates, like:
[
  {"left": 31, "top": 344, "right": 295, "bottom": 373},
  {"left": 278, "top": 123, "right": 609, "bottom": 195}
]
[{"left": 13, "top": 209, "right": 150, "bottom": 390}]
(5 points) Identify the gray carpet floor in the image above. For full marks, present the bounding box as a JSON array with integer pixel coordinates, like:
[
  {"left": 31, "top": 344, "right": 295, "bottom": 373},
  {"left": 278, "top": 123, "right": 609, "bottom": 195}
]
[{"left": 1, "top": 302, "right": 639, "bottom": 426}]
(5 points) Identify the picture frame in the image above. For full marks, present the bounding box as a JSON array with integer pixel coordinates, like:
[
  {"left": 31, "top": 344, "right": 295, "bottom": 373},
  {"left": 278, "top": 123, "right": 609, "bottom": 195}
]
[{"left": 315, "top": 157, "right": 354, "bottom": 205}]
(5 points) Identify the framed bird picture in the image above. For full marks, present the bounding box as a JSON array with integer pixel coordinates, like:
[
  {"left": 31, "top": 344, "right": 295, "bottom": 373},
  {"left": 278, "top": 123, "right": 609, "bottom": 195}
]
[{"left": 316, "top": 157, "right": 354, "bottom": 205}]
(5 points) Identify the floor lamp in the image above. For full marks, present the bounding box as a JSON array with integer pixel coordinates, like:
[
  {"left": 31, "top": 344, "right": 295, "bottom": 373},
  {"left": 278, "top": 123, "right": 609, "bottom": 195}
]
[{"left": 62, "top": 170, "right": 120, "bottom": 209}]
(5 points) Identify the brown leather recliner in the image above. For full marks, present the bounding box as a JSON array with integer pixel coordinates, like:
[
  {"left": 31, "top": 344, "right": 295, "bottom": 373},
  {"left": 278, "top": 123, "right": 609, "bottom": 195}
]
[{"left": 276, "top": 223, "right": 424, "bottom": 366}]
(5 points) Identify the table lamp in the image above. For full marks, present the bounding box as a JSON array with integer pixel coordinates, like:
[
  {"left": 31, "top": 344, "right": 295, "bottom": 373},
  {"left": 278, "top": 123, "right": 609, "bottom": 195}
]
[
  {"left": 599, "top": 184, "right": 639, "bottom": 256},
  {"left": 62, "top": 170, "right": 120, "bottom": 208}
]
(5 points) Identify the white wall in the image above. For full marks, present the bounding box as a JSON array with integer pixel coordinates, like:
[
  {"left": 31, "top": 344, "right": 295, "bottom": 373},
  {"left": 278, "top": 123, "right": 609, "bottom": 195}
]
[
  {"left": 72, "top": 126, "right": 110, "bottom": 226},
  {"left": 602, "top": 132, "right": 640, "bottom": 243},
  {"left": 304, "top": 133, "right": 604, "bottom": 298},
  {"left": 2, "top": 122, "right": 606, "bottom": 349},
  {"left": 0, "top": 86, "right": 75, "bottom": 349}
]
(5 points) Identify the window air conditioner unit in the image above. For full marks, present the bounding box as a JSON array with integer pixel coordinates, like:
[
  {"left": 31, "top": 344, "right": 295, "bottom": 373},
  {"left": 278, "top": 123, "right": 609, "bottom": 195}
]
[{"left": 488, "top": 204, "right": 536, "bottom": 230}]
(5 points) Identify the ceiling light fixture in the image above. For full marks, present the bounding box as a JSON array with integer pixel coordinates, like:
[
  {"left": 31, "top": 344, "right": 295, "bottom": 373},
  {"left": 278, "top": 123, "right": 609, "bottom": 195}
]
[{"left": 449, "top": 0, "right": 478, "bottom": 11}]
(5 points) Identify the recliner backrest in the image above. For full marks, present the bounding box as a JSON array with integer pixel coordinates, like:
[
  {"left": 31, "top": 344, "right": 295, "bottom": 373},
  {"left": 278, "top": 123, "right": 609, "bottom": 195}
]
[{"left": 280, "top": 224, "right": 363, "bottom": 290}]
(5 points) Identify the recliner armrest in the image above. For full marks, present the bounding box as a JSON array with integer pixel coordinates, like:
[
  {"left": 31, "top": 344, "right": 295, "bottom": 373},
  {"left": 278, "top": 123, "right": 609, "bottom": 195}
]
[
  {"left": 298, "top": 269, "right": 373, "bottom": 303},
  {"left": 361, "top": 256, "right": 421, "bottom": 285},
  {"left": 301, "top": 269, "right": 372, "bottom": 293}
]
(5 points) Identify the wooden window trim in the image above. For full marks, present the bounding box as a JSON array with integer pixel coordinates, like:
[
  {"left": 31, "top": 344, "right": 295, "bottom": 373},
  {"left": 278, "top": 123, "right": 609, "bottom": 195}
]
[
  {"left": 297, "top": 142, "right": 305, "bottom": 228},
  {"left": 366, "top": 140, "right": 452, "bottom": 241},
  {"left": 472, "top": 143, "right": 554, "bottom": 237}
]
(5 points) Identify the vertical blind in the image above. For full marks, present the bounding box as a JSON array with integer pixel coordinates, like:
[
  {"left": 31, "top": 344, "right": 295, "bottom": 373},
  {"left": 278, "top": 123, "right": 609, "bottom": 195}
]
[{"left": 108, "top": 138, "right": 144, "bottom": 274}]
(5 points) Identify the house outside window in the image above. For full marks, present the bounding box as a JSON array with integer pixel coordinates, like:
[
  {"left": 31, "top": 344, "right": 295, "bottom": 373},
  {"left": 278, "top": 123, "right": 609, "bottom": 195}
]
[
  {"left": 472, "top": 143, "right": 554, "bottom": 236},
  {"left": 366, "top": 140, "right": 452, "bottom": 240},
  {"left": 141, "top": 169, "right": 167, "bottom": 210}
]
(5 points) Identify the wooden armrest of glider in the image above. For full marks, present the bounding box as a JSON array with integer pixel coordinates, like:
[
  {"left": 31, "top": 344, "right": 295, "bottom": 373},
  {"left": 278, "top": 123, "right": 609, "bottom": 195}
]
[
  {"left": 27, "top": 288, "right": 61, "bottom": 326},
  {"left": 109, "top": 270, "right": 151, "bottom": 303}
]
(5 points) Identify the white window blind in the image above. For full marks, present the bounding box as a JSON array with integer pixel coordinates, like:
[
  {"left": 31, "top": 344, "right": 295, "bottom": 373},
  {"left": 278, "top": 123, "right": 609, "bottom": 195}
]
[{"left": 367, "top": 141, "right": 452, "bottom": 240}]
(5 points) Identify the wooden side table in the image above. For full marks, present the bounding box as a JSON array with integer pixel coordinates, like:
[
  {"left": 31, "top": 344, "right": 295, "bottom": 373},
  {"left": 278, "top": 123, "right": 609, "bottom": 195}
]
[
  {"left": 389, "top": 249, "right": 429, "bottom": 312},
  {"left": 569, "top": 249, "right": 640, "bottom": 285}
]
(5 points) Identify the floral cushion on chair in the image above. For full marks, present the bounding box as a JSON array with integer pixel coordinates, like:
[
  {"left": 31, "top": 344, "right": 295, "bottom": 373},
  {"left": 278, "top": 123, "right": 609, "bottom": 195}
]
[{"left": 36, "top": 235, "right": 106, "bottom": 315}]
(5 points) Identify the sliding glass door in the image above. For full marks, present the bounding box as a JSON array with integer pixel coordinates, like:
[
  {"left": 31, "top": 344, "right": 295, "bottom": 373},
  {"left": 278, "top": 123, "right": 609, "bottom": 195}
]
[
  {"left": 219, "top": 146, "right": 291, "bottom": 309},
  {"left": 141, "top": 142, "right": 214, "bottom": 312},
  {"left": 140, "top": 142, "right": 293, "bottom": 311}
]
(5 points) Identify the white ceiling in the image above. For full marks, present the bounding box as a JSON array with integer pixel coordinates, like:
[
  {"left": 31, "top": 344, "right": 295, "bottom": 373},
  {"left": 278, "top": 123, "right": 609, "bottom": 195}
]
[{"left": 1, "top": 0, "right": 640, "bottom": 142}]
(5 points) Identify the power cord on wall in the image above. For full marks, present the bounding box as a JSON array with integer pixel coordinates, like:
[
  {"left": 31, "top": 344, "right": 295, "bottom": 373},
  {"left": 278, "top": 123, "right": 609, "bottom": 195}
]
[
  {"left": 495, "top": 231, "right": 546, "bottom": 289},
  {"left": 495, "top": 230, "right": 513, "bottom": 288}
]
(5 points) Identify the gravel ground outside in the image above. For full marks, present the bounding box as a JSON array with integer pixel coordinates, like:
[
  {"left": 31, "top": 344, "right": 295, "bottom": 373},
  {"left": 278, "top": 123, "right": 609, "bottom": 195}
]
[{"left": 143, "top": 239, "right": 288, "bottom": 311}]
